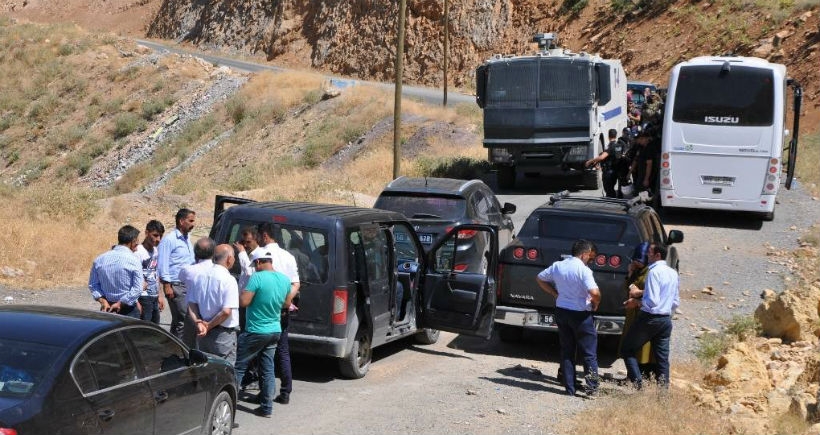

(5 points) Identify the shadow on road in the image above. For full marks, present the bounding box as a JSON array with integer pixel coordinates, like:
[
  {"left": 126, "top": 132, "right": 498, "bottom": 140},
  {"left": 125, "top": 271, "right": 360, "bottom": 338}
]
[
  {"left": 478, "top": 170, "right": 600, "bottom": 196},
  {"left": 659, "top": 207, "right": 765, "bottom": 230},
  {"left": 446, "top": 329, "right": 624, "bottom": 370}
]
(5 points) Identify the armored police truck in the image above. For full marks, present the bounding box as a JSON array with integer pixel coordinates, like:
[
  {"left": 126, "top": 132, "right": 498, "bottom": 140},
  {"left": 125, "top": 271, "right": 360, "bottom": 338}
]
[{"left": 475, "top": 33, "right": 628, "bottom": 189}]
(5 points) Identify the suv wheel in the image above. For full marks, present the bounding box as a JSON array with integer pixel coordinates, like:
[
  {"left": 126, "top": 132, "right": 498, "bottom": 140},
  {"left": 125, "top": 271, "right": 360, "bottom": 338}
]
[
  {"left": 582, "top": 171, "right": 600, "bottom": 190},
  {"left": 497, "top": 166, "right": 516, "bottom": 189},
  {"left": 414, "top": 328, "right": 440, "bottom": 344},
  {"left": 498, "top": 325, "right": 523, "bottom": 342},
  {"left": 339, "top": 325, "right": 372, "bottom": 379}
]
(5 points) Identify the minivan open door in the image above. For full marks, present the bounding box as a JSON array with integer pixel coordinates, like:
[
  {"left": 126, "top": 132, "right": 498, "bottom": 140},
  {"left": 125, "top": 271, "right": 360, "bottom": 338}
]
[{"left": 417, "top": 224, "right": 498, "bottom": 338}]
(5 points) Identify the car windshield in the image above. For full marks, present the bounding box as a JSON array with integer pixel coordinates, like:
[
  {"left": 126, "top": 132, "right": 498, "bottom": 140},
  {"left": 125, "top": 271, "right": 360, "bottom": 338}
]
[
  {"left": 374, "top": 195, "right": 466, "bottom": 221},
  {"left": 0, "top": 338, "right": 64, "bottom": 397},
  {"left": 538, "top": 215, "right": 626, "bottom": 242}
]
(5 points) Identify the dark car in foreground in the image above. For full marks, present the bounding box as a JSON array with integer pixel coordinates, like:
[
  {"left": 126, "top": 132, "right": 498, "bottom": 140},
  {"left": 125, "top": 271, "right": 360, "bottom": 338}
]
[
  {"left": 493, "top": 192, "right": 683, "bottom": 339},
  {"left": 374, "top": 176, "right": 516, "bottom": 273},
  {"left": 0, "top": 306, "right": 237, "bottom": 435}
]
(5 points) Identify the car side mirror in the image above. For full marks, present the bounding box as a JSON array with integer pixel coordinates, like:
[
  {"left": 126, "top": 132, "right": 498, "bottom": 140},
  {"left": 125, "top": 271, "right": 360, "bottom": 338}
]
[
  {"left": 667, "top": 230, "right": 684, "bottom": 244},
  {"left": 188, "top": 349, "right": 209, "bottom": 366},
  {"left": 502, "top": 202, "right": 517, "bottom": 215}
]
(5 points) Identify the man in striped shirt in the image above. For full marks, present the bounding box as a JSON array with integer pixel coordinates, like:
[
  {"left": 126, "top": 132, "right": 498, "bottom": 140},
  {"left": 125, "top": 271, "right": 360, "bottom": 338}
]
[{"left": 89, "top": 225, "right": 144, "bottom": 318}]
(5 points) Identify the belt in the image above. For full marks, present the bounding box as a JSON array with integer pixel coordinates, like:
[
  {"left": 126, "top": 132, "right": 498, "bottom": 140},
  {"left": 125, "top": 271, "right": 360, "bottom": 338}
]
[
  {"left": 213, "top": 325, "right": 238, "bottom": 332},
  {"left": 640, "top": 311, "right": 671, "bottom": 317}
]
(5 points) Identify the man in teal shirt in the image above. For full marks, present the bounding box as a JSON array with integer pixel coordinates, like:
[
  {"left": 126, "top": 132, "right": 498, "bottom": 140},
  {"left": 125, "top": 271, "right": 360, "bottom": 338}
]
[{"left": 234, "top": 251, "right": 296, "bottom": 418}]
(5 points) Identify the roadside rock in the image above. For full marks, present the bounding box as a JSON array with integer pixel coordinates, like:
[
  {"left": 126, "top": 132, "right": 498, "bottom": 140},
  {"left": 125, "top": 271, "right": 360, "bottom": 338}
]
[{"left": 755, "top": 284, "right": 820, "bottom": 342}]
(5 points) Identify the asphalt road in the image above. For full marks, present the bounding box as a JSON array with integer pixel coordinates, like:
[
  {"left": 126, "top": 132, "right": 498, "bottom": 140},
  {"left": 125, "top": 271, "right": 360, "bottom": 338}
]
[{"left": 134, "top": 39, "right": 475, "bottom": 106}]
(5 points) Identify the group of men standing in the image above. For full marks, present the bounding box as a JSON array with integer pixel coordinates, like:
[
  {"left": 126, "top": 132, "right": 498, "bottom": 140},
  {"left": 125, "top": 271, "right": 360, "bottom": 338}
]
[
  {"left": 88, "top": 209, "right": 298, "bottom": 418},
  {"left": 535, "top": 239, "right": 679, "bottom": 396}
]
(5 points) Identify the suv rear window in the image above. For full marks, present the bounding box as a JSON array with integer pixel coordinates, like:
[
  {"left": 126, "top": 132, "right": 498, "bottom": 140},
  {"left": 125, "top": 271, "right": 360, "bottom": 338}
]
[
  {"left": 538, "top": 215, "right": 626, "bottom": 242},
  {"left": 374, "top": 194, "right": 466, "bottom": 220}
]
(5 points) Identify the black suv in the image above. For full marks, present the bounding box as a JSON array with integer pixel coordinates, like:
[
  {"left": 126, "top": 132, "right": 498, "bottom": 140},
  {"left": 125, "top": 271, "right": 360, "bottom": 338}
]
[
  {"left": 493, "top": 192, "right": 683, "bottom": 339},
  {"left": 209, "top": 196, "right": 499, "bottom": 378},
  {"left": 373, "top": 177, "right": 516, "bottom": 273}
]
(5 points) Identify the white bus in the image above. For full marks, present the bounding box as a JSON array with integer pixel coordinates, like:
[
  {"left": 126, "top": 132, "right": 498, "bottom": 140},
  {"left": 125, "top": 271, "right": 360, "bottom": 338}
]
[{"left": 659, "top": 56, "right": 802, "bottom": 220}]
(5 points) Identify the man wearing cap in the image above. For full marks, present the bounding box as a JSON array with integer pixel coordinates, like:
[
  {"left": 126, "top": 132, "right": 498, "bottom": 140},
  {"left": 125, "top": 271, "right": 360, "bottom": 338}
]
[
  {"left": 620, "top": 243, "right": 679, "bottom": 389},
  {"left": 188, "top": 244, "right": 239, "bottom": 365},
  {"left": 89, "top": 225, "right": 144, "bottom": 318},
  {"left": 256, "top": 222, "right": 300, "bottom": 405},
  {"left": 535, "top": 239, "right": 601, "bottom": 397},
  {"left": 234, "top": 250, "right": 296, "bottom": 418}
]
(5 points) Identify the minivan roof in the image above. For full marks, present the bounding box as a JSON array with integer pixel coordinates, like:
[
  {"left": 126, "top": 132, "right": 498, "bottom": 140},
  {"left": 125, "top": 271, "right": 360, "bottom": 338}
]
[{"left": 222, "top": 200, "right": 408, "bottom": 226}]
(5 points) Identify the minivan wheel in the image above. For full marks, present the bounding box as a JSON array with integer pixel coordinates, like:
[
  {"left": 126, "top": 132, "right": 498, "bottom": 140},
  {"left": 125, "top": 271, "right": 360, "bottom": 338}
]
[
  {"left": 414, "top": 328, "right": 440, "bottom": 345},
  {"left": 203, "top": 390, "right": 233, "bottom": 435},
  {"left": 339, "top": 327, "right": 372, "bottom": 379}
]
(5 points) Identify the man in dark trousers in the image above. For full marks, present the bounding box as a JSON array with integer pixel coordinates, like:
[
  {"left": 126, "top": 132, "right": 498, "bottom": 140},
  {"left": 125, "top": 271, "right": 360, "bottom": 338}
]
[
  {"left": 89, "top": 225, "right": 143, "bottom": 318},
  {"left": 535, "top": 240, "right": 601, "bottom": 397},
  {"left": 586, "top": 129, "right": 627, "bottom": 198},
  {"left": 621, "top": 243, "right": 680, "bottom": 388},
  {"left": 158, "top": 208, "right": 196, "bottom": 347}
]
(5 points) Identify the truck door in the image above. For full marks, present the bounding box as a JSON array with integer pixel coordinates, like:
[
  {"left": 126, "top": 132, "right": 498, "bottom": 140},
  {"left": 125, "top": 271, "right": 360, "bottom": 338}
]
[{"left": 418, "top": 224, "right": 498, "bottom": 338}]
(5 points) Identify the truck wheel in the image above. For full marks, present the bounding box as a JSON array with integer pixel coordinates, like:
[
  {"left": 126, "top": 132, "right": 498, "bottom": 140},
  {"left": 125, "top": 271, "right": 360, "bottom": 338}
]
[
  {"left": 497, "top": 166, "right": 516, "bottom": 189},
  {"left": 498, "top": 325, "right": 523, "bottom": 342},
  {"left": 582, "top": 171, "right": 599, "bottom": 190},
  {"left": 414, "top": 328, "right": 440, "bottom": 344},
  {"left": 339, "top": 325, "right": 372, "bottom": 379}
]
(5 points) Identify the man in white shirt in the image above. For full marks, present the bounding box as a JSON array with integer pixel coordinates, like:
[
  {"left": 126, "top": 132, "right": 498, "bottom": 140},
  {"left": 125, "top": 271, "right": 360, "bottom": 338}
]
[
  {"left": 188, "top": 244, "right": 240, "bottom": 365},
  {"left": 256, "top": 222, "right": 300, "bottom": 405},
  {"left": 621, "top": 243, "right": 679, "bottom": 389},
  {"left": 234, "top": 227, "right": 264, "bottom": 292},
  {"left": 135, "top": 220, "right": 165, "bottom": 324},
  {"left": 535, "top": 239, "right": 601, "bottom": 397}
]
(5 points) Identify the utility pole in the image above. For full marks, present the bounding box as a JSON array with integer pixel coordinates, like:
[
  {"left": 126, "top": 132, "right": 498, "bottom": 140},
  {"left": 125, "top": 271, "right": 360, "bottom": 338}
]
[
  {"left": 393, "top": 0, "right": 406, "bottom": 179},
  {"left": 443, "top": 0, "right": 449, "bottom": 106}
]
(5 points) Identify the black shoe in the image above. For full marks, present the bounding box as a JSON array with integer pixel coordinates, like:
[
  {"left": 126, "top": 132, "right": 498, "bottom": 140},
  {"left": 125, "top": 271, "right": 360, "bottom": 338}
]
[
  {"left": 232, "top": 422, "right": 240, "bottom": 429},
  {"left": 253, "top": 406, "right": 272, "bottom": 418},
  {"left": 274, "top": 394, "right": 290, "bottom": 405}
]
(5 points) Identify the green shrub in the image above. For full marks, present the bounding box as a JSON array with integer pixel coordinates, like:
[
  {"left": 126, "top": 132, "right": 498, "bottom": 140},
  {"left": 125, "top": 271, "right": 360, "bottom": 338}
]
[
  {"left": 416, "top": 156, "right": 491, "bottom": 179},
  {"left": 695, "top": 332, "right": 730, "bottom": 364},
  {"left": 725, "top": 315, "right": 760, "bottom": 342},
  {"left": 112, "top": 112, "right": 146, "bottom": 139},
  {"left": 141, "top": 98, "right": 170, "bottom": 121},
  {"left": 226, "top": 95, "right": 247, "bottom": 125}
]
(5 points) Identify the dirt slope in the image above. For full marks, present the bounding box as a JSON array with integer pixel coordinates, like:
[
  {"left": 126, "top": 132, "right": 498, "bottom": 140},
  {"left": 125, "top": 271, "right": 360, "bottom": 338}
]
[{"left": 4, "top": 1, "right": 818, "bottom": 125}]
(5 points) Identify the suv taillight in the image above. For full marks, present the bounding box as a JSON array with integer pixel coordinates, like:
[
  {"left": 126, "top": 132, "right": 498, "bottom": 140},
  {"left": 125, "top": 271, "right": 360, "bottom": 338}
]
[
  {"left": 526, "top": 248, "right": 538, "bottom": 260},
  {"left": 512, "top": 247, "right": 524, "bottom": 259},
  {"left": 595, "top": 254, "right": 607, "bottom": 266},
  {"left": 609, "top": 255, "right": 622, "bottom": 268},
  {"left": 332, "top": 289, "right": 347, "bottom": 325},
  {"left": 457, "top": 229, "right": 478, "bottom": 239},
  {"left": 0, "top": 428, "right": 18, "bottom": 435}
]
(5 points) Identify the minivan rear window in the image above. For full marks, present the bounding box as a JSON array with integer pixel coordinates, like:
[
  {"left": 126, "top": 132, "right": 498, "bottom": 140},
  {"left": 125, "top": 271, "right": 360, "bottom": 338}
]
[
  {"left": 538, "top": 215, "right": 626, "bottom": 242},
  {"left": 374, "top": 194, "right": 466, "bottom": 221}
]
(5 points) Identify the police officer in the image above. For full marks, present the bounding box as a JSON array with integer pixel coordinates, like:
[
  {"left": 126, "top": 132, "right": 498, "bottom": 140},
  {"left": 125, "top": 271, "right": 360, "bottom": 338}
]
[
  {"left": 535, "top": 240, "right": 601, "bottom": 397},
  {"left": 586, "top": 129, "right": 627, "bottom": 198}
]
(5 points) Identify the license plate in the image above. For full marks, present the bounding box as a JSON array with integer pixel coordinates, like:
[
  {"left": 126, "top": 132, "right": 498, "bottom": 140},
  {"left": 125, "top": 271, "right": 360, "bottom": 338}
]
[
  {"left": 418, "top": 233, "right": 433, "bottom": 244},
  {"left": 541, "top": 314, "right": 555, "bottom": 325}
]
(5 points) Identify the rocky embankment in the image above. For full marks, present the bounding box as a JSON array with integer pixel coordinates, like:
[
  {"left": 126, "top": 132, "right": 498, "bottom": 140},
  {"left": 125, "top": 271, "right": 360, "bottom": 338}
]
[{"left": 679, "top": 243, "right": 820, "bottom": 433}]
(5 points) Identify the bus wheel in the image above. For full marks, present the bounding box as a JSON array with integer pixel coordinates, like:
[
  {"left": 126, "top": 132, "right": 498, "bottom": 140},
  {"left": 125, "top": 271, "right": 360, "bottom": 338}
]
[
  {"left": 761, "top": 209, "right": 775, "bottom": 222},
  {"left": 497, "top": 166, "right": 516, "bottom": 189}
]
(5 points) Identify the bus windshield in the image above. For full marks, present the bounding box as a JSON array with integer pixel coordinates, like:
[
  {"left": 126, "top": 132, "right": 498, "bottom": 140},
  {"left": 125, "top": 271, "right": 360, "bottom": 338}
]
[{"left": 672, "top": 64, "right": 774, "bottom": 126}]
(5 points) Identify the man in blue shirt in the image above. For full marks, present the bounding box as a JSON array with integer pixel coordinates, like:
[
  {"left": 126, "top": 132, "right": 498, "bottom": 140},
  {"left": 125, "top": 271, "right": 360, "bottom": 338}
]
[
  {"left": 89, "top": 225, "right": 144, "bottom": 318},
  {"left": 535, "top": 239, "right": 601, "bottom": 397},
  {"left": 158, "top": 208, "right": 196, "bottom": 346},
  {"left": 621, "top": 243, "right": 679, "bottom": 389}
]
